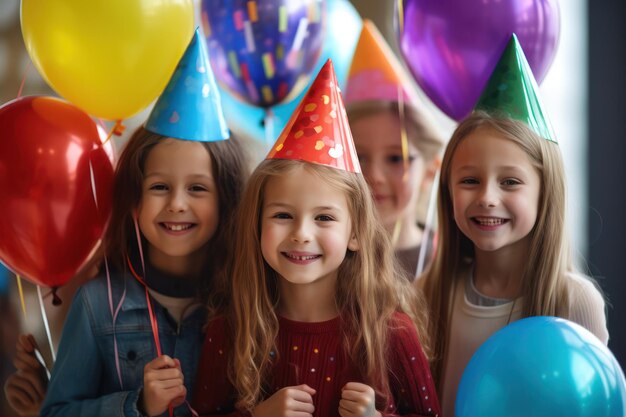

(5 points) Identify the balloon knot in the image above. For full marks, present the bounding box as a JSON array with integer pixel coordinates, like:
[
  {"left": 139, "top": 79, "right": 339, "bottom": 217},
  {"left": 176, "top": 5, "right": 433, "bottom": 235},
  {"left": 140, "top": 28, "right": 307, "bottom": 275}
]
[
  {"left": 51, "top": 288, "right": 62, "bottom": 306},
  {"left": 112, "top": 120, "right": 126, "bottom": 136}
]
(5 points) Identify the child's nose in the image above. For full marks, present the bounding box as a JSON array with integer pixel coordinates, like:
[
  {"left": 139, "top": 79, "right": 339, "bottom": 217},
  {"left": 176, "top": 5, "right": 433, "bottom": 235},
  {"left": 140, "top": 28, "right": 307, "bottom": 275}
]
[
  {"left": 167, "top": 190, "right": 188, "bottom": 212},
  {"left": 291, "top": 220, "right": 312, "bottom": 243},
  {"left": 364, "top": 161, "right": 385, "bottom": 185},
  {"left": 477, "top": 184, "right": 498, "bottom": 208}
]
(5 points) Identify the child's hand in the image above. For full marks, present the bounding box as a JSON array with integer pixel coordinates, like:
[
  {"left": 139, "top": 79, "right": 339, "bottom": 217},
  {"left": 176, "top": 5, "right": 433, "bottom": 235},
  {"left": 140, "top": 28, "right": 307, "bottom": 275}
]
[
  {"left": 3, "top": 334, "right": 48, "bottom": 416},
  {"left": 4, "top": 371, "right": 46, "bottom": 416},
  {"left": 339, "top": 382, "right": 381, "bottom": 417},
  {"left": 141, "top": 355, "right": 186, "bottom": 416},
  {"left": 13, "top": 335, "right": 44, "bottom": 372},
  {"left": 252, "top": 384, "right": 316, "bottom": 417}
]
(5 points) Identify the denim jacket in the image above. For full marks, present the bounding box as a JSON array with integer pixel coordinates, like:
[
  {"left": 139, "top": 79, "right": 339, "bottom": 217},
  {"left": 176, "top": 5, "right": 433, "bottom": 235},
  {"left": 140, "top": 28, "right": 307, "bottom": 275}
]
[{"left": 40, "top": 269, "right": 206, "bottom": 417}]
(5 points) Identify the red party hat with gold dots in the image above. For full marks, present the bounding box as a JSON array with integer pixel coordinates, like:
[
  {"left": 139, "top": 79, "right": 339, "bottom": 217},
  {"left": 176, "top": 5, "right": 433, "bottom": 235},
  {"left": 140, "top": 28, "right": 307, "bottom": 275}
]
[{"left": 266, "top": 60, "right": 361, "bottom": 173}]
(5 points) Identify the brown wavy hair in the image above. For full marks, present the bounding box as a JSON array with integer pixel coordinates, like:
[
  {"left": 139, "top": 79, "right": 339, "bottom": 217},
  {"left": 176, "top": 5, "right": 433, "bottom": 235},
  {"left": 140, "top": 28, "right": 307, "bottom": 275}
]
[
  {"left": 226, "top": 159, "right": 431, "bottom": 412},
  {"left": 103, "top": 126, "right": 249, "bottom": 303}
]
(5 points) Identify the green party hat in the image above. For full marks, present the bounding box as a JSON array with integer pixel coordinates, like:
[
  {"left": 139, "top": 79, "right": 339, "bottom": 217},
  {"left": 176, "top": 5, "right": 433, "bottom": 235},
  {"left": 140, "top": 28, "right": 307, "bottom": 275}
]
[{"left": 475, "top": 34, "right": 556, "bottom": 143}]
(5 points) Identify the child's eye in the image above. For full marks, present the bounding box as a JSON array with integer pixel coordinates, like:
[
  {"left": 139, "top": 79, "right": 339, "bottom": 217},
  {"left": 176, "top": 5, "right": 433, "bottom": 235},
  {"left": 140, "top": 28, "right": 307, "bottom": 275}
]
[
  {"left": 189, "top": 184, "right": 209, "bottom": 192},
  {"left": 460, "top": 178, "right": 479, "bottom": 185},
  {"left": 272, "top": 212, "right": 292, "bottom": 219},
  {"left": 315, "top": 214, "right": 335, "bottom": 222},
  {"left": 387, "top": 154, "right": 416, "bottom": 165},
  {"left": 149, "top": 183, "right": 168, "bottom": 191},
  {"left": 502, "top": 178, "right": 521, "bottom": 186}
]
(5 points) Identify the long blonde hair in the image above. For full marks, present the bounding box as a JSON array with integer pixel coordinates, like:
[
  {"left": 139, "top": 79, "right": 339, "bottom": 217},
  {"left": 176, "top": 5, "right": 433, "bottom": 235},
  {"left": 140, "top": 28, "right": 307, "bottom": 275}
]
[
  {"left": 421, "top": 111, "right": 576, "bottom": 388},
  {"left": 227, "top": 159, "right": 431, "bottom": 411}
]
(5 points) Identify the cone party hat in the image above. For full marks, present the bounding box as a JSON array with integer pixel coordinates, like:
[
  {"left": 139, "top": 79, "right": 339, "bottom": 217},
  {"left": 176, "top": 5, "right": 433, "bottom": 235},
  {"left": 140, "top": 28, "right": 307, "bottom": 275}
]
[
  {"left": 475, "top": 34, "right": 557, "bottom": 143},
  {"left": 266, "top": 59, "right": 360, "bottom": 173},
  {"left": 344, "top": 20, "right": 422, "bottom": 106},
  {"left": 146, "top": 28, "right": 229, "bottom": 142}
]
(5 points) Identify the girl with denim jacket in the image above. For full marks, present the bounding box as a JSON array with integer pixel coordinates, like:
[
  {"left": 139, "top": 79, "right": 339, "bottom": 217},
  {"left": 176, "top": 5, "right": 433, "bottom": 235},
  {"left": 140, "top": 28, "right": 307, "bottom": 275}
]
[
  {"left": 31, "top": 30, "right": 249, "bottom": 417},
  {"left": 37, "top": 122, "right": 248, "bottom": 417},
  {"left": 36, "top": 124, "right": 248, "bottom": 417}
]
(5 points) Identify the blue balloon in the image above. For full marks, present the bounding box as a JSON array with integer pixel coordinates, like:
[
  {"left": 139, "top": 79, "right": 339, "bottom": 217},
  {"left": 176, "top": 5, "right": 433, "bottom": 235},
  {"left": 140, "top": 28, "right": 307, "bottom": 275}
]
[
  {"left": 0, "top": 262, "right": 11, "bottom": 295},
  {"left": 219, "top": 0, "right": 362, "bottom": 149},
  {"left": 456, "top": 316, "right": 626, "bottom": 417}
]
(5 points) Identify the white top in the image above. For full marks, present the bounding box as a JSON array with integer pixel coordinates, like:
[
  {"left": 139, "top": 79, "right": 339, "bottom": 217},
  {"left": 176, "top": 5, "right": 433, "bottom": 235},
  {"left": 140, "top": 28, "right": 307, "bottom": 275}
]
[
  {"left": 439, "top": 271, "right": 608, "bottom": 417},
  {"left": 148, "top": 289, "right": 202, "bottom": 326}
]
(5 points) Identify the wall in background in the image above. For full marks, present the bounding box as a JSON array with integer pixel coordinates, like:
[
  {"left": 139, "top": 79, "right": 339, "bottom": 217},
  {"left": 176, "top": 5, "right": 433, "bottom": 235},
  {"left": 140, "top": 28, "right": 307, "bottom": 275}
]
[{"left": 588, "top": 0, "right": 626, "bottom": 368}]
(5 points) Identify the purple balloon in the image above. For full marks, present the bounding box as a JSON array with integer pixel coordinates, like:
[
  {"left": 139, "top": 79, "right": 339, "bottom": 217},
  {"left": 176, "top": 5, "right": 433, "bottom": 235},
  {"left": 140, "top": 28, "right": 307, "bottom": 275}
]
[
  {"left": 397, "top": 0, "right": 560, "bottom": 121},
  {"left": 202, "top": 0, "right": 325, "bottom": 108}
]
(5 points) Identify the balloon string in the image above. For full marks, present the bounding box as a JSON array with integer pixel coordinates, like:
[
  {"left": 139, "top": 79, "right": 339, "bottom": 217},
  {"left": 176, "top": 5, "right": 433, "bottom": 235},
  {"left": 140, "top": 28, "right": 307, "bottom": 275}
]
[
  {"left": 103, "top": 120, "right": 126, "bottom": 144},
  {"left": 105, "top": 255, "right": 127, "bottom": 390},
  {"left": 36, "top": 285, "right": 56, "bottom": 362},
  {"left": 393, "top": 78, "right": 408, "bottom": 249},
  {"left": 133, "top": 217, "right": 147, "bottom": 278},
  {"left": 131, "top": 217, "right": 172, "bottom": 414},
  {"left": 391, "top": 219, "right": 401, "bottom": 247},
  {"left": 264, "top": 108, "right": 275, "bottom": 149},
  {"left": 397, "top": 0, "right": 405, "bottom": 34},
  {"left": 16, "top": 275, "right": 27, "bottom": 318},
  {"left": 126, "top": 259, "right": 162, "bottom": 357},
  {"left": 416, "top": 168, "right": 440, "bottom": 277},
  {"left": 128, "top": 220, "right": 194, "bottom": 417},
  {"left": 16, "top": 61, "right": 31, "bottom": 98},
  {"left": 89, "top": 158, "right": 100, "bottom": 210},
  {"left": 96, "top": 118, "right": 108, "bottom": 131},
  {"left": 397, "top": 82, "right": 410, "bottom": 182},
  {"left": 127, "top": 258, "right": 174, "bottom": 417}
]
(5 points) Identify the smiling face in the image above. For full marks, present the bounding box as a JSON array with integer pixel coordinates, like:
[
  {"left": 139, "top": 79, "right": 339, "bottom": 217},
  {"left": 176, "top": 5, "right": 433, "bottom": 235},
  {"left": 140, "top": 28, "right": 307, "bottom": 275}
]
[
  {"left": 449, "top": 127, "right": 540, "bottom": 256},
  {"left": 352, "top": 111, "right": 426, "bottom": 229},
  {"left": 260, "top": 165, "right": 358, "bottom": 289},
  {"left": 137, "top": 138, "right": 219, "bottom": 273}
]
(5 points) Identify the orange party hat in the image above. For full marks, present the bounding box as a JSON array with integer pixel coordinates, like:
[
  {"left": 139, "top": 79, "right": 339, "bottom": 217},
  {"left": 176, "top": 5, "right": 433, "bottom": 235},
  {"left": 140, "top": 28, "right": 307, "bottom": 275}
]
[
  {"left": 267, "top": 60, "right": 360, "bottom": 173},
  {"left": 345, "top": 20, "right": 421, "bottom": 106}
]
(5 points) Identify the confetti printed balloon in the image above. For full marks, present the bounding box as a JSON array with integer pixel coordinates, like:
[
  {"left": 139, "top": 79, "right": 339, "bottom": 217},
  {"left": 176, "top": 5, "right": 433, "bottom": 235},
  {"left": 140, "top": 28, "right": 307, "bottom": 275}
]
[
  {"left": 216, "top": 0, "right": 361, "bottom": 146},
  {"left": 201, "top": 0, "right": 325, "bottom": 107}
]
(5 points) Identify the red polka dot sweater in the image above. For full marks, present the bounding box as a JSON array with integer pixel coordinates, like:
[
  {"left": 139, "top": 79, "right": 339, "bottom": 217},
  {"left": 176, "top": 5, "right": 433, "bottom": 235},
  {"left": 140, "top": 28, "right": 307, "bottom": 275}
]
[{"left": 193, "top": 312, "right": 440, "bottom": 417}]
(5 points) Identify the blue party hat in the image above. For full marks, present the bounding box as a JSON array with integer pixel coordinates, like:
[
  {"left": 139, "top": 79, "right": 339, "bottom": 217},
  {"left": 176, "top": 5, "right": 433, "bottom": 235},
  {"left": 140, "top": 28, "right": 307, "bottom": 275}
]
[{"left": 146, "top": 28, "right": 229, "bottom": 142}]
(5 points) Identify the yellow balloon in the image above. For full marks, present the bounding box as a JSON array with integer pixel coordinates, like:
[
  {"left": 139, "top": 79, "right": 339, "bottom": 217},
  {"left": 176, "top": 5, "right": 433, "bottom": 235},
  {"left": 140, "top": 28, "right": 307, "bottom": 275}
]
[{"left": 21, "top": 0, "right": 194, "bottom": 120}]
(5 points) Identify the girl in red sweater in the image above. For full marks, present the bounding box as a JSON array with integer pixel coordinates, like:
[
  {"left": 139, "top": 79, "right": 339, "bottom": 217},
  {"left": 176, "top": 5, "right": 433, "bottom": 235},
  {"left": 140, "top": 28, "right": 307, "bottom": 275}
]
[{"left": 193, "top": 61, "right": 439, "bottom": 417}]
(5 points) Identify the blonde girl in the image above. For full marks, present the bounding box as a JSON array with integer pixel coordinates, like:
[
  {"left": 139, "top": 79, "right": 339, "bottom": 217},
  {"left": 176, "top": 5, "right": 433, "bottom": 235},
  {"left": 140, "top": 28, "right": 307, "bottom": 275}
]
[
  {"left": 194, "top": 157, "right": 440, "bottom": 417},
  {"left": 346, "top": 21, "right": 445, "bottom": 278},
  {"left": 420, "top": 112, "right": 608, "bottom": 416},
  {"left": 349, "top": 101, "right": 443, "bottom": 277}
]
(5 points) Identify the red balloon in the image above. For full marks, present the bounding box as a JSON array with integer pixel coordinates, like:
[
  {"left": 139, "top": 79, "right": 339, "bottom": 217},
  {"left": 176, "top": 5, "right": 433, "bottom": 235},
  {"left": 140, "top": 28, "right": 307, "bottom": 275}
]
[{"left": 0, "top": 96, "right": 114, "bottom": 288}]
